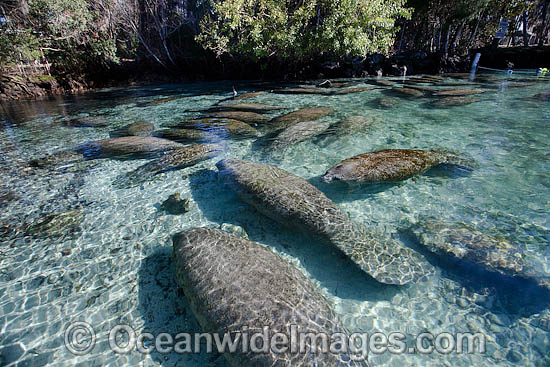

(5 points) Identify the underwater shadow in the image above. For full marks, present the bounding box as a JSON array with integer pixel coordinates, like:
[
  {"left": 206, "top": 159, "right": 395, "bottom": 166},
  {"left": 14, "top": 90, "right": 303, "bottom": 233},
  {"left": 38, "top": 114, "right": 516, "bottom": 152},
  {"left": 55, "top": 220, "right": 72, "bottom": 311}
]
[
  {"left": 399, "top": 229, "right": 550, "bottom": 319},
  {"left": 188, "top": 169, "right": 401, "bottom": 302},
  {"left": 137, "top": 249, "right": 227, "bottom": 366},
  {"left": 308, "top": 175, "right": 402, "bottom": 203}
]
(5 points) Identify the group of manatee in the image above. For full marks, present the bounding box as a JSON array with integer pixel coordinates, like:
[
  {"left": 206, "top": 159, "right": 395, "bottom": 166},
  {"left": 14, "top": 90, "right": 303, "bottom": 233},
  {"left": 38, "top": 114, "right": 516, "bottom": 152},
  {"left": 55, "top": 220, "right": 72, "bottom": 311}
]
[{"left": 30, "top": 75, "right": 549, "bottom": 367}]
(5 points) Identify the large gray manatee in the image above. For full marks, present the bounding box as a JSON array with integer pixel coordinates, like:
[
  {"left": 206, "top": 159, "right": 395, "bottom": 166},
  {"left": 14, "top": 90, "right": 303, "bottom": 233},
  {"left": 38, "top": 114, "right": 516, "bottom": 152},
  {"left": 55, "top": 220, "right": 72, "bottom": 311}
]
[
  {"left": 216, "top": 158, "right": 434, "bottom": 285},
  {"left": 173, "top": 227, "right": 368, "bottom": 367},
  {"left": 322, "top": 149, "right": 471, "bottom": 183}
]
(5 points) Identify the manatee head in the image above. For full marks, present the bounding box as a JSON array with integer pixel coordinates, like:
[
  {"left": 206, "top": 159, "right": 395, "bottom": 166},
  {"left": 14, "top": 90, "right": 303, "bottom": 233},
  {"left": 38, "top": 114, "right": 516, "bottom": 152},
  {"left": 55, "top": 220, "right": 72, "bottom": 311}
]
[{"left": 321, "top": 160, "right": 360, "bottom": 183}]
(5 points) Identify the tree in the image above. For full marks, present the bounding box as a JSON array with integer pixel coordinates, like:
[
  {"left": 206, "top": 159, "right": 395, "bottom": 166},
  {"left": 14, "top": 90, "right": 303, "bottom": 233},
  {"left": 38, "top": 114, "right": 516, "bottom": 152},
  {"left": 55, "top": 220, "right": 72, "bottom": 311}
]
[{"left": 196, "top": 0, "right": 411, "bottom": 62}]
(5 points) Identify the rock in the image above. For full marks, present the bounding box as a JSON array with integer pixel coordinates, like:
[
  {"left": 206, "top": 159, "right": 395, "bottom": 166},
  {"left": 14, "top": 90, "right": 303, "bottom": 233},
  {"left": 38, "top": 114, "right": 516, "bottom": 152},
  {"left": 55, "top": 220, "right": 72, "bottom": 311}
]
[
  {"left": 160, "top": 193, "right": 190, "bottom": 215},
  {"left": 389, "top": 87, "right": 425, "bottom": 98},
  {"left": 173, "top": 228, "right": 368, "bottom": 366},
  {"left": 200, "top": 111, "right": 270, "bottom": 125},
  {"left": 233, "top": 91, "right": 265, "bottom": 100},
  {"left": 321, "top": 149, "right": 472, "bottom": 183},
  {"left": 270, "top": 119, "right": 331, "bottom": 150},
  {"left": 429, "top": 97, "right": 481, "bottom": 108},
  {"left": 154, "top": 128, "right": 219, "bottom": 143},
  {"left": 177, "top": 118, "right": 260, "bottom": 138},
  {"left": 216, "top": 158, "right": 434, "bottom": 285},
  {"left": 411, "top": 221, "right": 550, "bottom": 291},
  {"left": 220, "top": 223, "right": 248, "bottom": 239},
  {"left": 66, "top": 116, "right": 110, "bottom": 128},
  {"left": 205, "top": 103, "right": 286, "bottom": 113},
  {"left": 270, "top": 107, "right": 334, "bottom": 129},
  {"left": 433, "top": 88, "right": 485, "bottom": 97},
  {"left": 81, "top": 136, "right": 184, "bottom": 159},
  {"left": 115, "top": 144, "right": 220, "bottom": 187},
  {"left": 25, "top": 209, "right": 84, "bottom": 239}
]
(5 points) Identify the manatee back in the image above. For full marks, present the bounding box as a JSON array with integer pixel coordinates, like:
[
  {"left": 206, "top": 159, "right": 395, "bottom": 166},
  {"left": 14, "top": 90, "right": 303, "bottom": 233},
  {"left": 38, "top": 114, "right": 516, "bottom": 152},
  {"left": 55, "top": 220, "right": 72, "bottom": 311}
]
[{"left": 173, "top": 227, "right": 366, "bottom": 367}]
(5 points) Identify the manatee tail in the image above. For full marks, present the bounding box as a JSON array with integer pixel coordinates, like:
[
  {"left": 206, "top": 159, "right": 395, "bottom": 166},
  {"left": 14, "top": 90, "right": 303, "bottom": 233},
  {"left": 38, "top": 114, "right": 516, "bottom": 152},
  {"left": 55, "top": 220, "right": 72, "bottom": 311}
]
[
  {"left": 112, "top": 166, "right": 154, "bottom": 189},
  {"left": 433, "top": 150, "right": 477, "bottom": 169},
  {"left": 330, "top": 224, "right": 435, "bottom": 285}
]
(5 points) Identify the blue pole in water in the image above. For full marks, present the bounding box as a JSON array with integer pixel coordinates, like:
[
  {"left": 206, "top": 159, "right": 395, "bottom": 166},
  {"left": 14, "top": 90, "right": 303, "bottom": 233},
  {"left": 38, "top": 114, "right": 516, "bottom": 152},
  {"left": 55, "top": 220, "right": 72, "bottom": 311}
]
[{"left": 469, "top": 53, "right": 481, "bottom": 81}]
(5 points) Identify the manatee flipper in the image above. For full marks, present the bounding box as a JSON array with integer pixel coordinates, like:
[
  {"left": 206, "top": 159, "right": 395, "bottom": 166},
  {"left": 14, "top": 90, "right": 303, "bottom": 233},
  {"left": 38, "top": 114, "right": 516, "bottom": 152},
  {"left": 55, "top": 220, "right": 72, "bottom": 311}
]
[{"left": 332, "top": 225, "right": 434, "bottom": 285}]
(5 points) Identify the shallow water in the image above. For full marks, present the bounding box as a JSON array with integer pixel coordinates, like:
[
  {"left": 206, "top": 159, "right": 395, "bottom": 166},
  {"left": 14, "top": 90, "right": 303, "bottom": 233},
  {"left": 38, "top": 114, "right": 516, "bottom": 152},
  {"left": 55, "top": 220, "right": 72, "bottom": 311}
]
[{"left": 1, "top": 75, "right": 549, "bottom": 366}]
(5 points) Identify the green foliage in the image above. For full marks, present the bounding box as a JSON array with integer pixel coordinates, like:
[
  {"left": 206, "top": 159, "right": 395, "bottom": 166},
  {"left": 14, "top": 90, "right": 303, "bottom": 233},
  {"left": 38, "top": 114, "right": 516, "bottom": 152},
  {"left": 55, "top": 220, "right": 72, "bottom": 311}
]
[
  {"left": 0, "top": 26, "right": 41, "bottom": 66},
  {"left": 197, "top": 0, "right": 411, "bottom": 61}
]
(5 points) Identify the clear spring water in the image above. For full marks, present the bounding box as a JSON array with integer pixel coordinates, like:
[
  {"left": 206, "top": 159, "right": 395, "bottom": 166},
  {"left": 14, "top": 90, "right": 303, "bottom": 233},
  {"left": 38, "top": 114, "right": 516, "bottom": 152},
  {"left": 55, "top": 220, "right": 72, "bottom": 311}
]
[{"left": 0, "top": 75, "right": 549, "bottom": 367}]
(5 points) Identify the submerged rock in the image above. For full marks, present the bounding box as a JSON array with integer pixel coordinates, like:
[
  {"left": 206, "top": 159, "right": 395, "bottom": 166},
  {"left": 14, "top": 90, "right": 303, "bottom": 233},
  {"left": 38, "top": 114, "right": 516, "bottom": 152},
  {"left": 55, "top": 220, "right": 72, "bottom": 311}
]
[
  {"left": 160, "top": 193, "right": 190, "bottom": 215},
  {"left": 173, "top": 227, "right": 369, "bottom": 366},
  {"left": 200, "top": 111, "right": 270, "bottom": 125},
  {"left": 81, "top": 136, "right": 184, "bottom": 159},
  {"left": 321, "top": 149, "right": 471, "bottom": 184},
  {"left": 429, "top": 97, "right": 481, "bottom": 108},
  {"left": 25, "top": 209, "right": 84, "bottom": 238},
  {"left": 433, "top": 88, "right": 485, "bottom": 97},
  {"left": 115, "top": 144, "right": 220, "bottom": 186},
  {"left": 155, "top": 128, "right": 219, "bottom": 143},
  {"left": 270, "top": 107, "right": 334, "bottom": 129},
  {"left": 217, "top": 158, "right": 434, "bottom": 285},
  {"left": 270, "top": 119, "right": 330, "bottom": 150},
  {"left": 177, "top": 118, "right": 260, "bottom": 138},
  {"left": 113, "top": 121, "right": 155, "bottom": 137},
  {"left": 411, "top": 221, "right": 550, "bottom": 291},
  {"left": 206, "top": 103, "right": 285, "bottom": 113}
]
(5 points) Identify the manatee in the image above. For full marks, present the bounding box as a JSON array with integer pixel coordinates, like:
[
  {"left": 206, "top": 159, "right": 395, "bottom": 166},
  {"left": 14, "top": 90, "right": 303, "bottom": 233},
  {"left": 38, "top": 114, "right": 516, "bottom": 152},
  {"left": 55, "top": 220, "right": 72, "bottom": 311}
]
[
  {"left": 173, "top": 228, "right": 368, "bottom": 367},
  {"left": 29, "top": 150, "right": 85, "bottom": 168},
  {"left": 66, "top": 116, "right": 110, "bottom": 128},
  {"left": 270, "top": 107, "right": 334, "bottom": 129},
  {"left": 373, "top": 97, "right": 398, "bottom": 109},
  {"left": 200, "top": 111, "right": 270, "bottom": 125},
  {"left": 321, "top": 149, "right": 470, "bottom": 184},
  {"left": 428, "top": 97, "right": 481, "bottom": 108},
  {"left": 205, "top": 103, "right": 286, "bottom": 113},
  {"left": 111, "top": 121, "right": 155, "bottom": 137},
  {"left": 531, "top": 93, "right": 550, "bottom": 101},
  {"left": 233, "top": 91, "right": 265, "bottom": 100},
  {"left": 114, "top": 144, "right": 220, "bottom": 187},
  {"left": 81, "top": 136, "right": 184, "bottom": 159},
  {"left": 411, "top": 221, "right": 550, "bottom": 291},
  {"left": 273, "top": 87, "right": 330, "bottom": 95},
  {"left": 216, "top": 158, "right": 434, "bottom": 285},
  {"left": 330, "top": 87, "right": 374, "bottom": 95},
  {"left": 433, "top": 88, "right": 485, "bottom": 97},
  {"left": 139, "top": 96, "right": 184, "bottom": 107},
  {"left": 177, "top": 118, "right": 260, "bottom": 138},
  {"left": 317, "top": 81, "right": 358, "bottom": 88},
  {"left": 270, "top": 119, "right": 331, "bottom": 150},
  {"left": 335, "top": 115, "right": 377, "bottom": 135},
  {"left": 389, "top": 87, "right": 425, "bottom": 97},
  {"left": 155, "top": 128, "right": 219, "bottom": 143},
  {"left": 370, "top": 79, "right": 394, "bottom": 87}
]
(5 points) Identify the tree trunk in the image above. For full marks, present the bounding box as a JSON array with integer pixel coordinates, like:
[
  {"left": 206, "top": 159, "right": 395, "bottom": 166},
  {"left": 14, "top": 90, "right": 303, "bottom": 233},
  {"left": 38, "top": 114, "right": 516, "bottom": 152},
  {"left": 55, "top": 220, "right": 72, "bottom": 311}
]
[
  {"left": 449, "top": 21, "right": 464, "bottom": 55},
  {"left": 539, "top": 1, "right": 549, "bottom": 46},
  {"left": 440, "top": 22, "right": 452, "bottom": 59},
  {"left": 522, "top": 11, "right": 529, "bottom": 47},
  {"left": 467, "top": 18, "right": 480, "bottom": 49}
]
